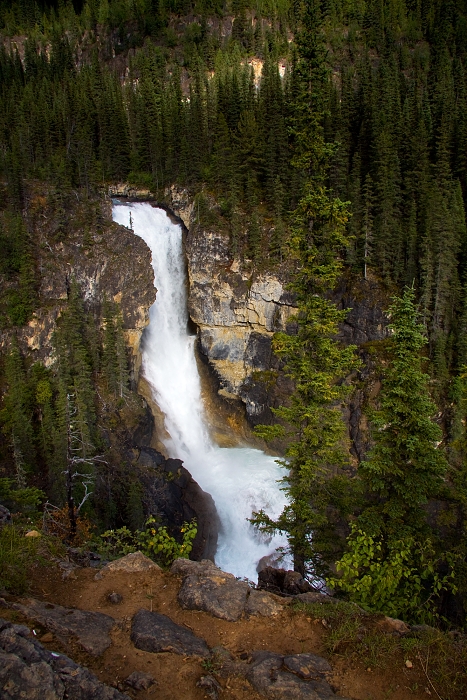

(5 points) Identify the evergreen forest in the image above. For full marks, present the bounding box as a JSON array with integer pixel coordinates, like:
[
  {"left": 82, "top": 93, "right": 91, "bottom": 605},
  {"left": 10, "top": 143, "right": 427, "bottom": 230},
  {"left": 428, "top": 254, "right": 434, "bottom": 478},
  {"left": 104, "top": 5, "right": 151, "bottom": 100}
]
[{"left": 1, "top": 0, "right": 467, "bottom": 628}]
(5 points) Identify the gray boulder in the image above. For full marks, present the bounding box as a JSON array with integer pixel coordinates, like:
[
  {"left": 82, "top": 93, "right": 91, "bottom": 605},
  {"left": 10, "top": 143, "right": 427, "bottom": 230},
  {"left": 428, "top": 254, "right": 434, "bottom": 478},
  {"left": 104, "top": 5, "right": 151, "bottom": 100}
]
[
  {"left": 246, "top": 651, "right": 349, "bottom": 700},
  {"left": 178, "top": 571, "right": 250, "bottom": 622},
  {"left": 131, "top": 608, "right": 210, "bottom": 657},
  {"left": 12, "top": 599, "right": 116, "bottom": 656},
  {"left": 0, "top": 618, "right": 129, "bottom": 700}
]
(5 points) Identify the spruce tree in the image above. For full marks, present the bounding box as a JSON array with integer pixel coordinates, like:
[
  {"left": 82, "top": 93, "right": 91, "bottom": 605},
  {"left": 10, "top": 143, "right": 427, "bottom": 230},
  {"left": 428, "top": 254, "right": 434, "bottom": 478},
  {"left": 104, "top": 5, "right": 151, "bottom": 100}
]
[
  {"left": 252, "top": 0, "right": 360, "bottom": 577},
  {"left": 332, "top": 288, "right": 454, "bottom": 621}
]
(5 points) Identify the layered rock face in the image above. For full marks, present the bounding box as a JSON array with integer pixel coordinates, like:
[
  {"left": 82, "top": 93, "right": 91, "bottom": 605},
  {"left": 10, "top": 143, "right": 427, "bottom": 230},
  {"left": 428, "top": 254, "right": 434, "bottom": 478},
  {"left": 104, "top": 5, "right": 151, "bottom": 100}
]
[
  {"left": 166, "top": 187, "right": 389, "bottom": 452},
  {"left": 0, "top": 193, "right": 155, "bottom": 383},
  {"left": 166, "top": 187, "right": 296, "bottom": 426}
]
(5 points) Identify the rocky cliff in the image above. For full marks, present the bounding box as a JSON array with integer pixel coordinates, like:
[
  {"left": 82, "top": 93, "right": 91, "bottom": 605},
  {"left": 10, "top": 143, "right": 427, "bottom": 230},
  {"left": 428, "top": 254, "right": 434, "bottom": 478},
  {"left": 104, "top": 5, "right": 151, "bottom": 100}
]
[
  {"left": 165, "top": 187, "right": 389, "bottom": 451},
  {"left": 0, "top": 191, "right": 155, "bottom": 383},
  {"left": 165, "top": 187, "right": 298, "bottom": 429}
]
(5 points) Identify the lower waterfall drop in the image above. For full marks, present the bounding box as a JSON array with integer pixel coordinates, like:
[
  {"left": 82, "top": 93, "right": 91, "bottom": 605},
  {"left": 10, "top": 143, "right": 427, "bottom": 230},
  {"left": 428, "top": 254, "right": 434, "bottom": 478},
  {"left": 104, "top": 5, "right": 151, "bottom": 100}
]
[{"left": 113, "top": 202, "right": 289, "bottom": 581}]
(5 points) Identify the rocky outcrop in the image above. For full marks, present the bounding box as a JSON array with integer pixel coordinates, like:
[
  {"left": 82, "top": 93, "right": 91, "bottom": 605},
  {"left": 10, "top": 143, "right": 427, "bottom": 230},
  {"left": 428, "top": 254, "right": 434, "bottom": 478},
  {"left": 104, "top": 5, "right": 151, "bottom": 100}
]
[
  {"left": 172, "top": 558, "right": 284, "bottom": 621},
  {"left": 135, "top": 448, "right": 220, "bottom": 561},
  {"left": 165, "top": 187, "right": 390, "bottom": 445},
  {"left": 1, "top": 192, "right": 156, "bottom": 382},
  {"left": 11, "top": 599, "right": 116, "bottom": 656}
]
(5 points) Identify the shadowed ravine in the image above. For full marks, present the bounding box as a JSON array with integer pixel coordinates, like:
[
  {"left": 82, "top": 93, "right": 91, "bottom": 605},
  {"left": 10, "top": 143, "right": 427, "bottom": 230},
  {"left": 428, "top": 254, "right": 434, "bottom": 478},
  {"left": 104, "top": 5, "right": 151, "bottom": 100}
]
[{"left": 112, "top": 202, "right": 289, "bottom": 581}]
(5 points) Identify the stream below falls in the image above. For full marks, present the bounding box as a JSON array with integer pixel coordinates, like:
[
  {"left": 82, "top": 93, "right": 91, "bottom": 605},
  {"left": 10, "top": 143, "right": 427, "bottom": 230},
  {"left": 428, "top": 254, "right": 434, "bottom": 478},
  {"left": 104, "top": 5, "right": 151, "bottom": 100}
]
[{"left": 112, "top": 202, "right": 289, "bottom": 581}]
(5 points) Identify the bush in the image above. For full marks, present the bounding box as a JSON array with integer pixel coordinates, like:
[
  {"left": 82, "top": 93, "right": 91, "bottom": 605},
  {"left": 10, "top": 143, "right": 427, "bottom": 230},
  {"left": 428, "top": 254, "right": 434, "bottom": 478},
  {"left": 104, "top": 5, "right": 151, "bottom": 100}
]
[{"left": 94, "top": 516, "right": 197, "bottom": 568}]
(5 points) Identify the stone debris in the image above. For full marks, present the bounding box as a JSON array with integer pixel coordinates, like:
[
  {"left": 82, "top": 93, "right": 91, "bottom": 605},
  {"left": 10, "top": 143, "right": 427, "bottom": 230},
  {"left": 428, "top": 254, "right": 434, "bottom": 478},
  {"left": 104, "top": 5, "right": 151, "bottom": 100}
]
[
  {"left": 94, "top": 551, "right": 162, "bottom": 579},
  {"left": 131, "top": 608, "right": 210, "bottom": 657},
  {"left": 125, "top": 670, "right": 156, "bottom": 690},
  {"left": 12, "top": 598, "right": 116, "bottom": 656},
  {"left": 0, "top": 617, "right": 129, "bottom": 700}
]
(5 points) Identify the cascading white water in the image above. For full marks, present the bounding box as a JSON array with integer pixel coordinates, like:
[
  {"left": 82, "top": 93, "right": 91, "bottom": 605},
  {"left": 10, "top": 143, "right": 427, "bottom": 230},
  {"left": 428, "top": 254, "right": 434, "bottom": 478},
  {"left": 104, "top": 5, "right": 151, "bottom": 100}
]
[{"left": 112, "top": 202, "right": 289, "bottom": 581}]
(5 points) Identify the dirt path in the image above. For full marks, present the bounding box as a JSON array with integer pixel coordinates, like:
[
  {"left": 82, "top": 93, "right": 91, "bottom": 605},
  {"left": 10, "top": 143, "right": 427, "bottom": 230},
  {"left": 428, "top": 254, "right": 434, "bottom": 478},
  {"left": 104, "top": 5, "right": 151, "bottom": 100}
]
[{"left": 1, "top": 562, "right": 435, "bottom": 700}]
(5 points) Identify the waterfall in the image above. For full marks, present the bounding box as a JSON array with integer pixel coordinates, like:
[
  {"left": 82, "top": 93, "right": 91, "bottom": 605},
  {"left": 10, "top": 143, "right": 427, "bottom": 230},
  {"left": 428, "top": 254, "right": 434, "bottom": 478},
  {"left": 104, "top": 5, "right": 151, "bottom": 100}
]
[{"left": 112, "top": 202, "right": 289, "bottom": 581}]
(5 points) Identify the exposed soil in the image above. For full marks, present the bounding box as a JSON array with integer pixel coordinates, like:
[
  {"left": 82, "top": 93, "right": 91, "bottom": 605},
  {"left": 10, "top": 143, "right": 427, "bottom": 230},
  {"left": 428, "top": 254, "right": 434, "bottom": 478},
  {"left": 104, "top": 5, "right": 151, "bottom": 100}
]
[{"left": 0, "top": 561, "right": 438, "bottom": 700}]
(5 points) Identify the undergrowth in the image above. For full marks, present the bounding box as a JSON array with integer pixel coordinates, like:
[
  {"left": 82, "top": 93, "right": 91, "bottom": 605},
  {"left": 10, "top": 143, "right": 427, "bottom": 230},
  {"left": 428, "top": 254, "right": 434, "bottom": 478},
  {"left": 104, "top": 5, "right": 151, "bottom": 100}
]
[
  {"left": 0, "top": 524, "right": 63, "bottom": 595},
  {"left": 292, "top": 601, "right": 467, "bottom": 700}
]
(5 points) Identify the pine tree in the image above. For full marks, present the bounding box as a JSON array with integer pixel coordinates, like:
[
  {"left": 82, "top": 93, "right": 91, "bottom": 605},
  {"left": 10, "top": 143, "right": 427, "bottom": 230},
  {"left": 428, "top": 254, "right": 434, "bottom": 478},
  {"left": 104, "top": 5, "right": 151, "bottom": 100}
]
[
  {"left": 252, "top": 1, "right": 360, "bottom": 577},
  {"left": 333, "top": 288, "right": 454, "bottom": 621}
]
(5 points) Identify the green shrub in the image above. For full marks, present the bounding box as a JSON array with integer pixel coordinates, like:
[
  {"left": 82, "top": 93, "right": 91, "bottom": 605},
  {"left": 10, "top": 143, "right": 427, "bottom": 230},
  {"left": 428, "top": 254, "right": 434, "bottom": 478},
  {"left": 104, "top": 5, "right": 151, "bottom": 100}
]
[{"left": 94, "top": 516, "right": 197, "bottom": 568}]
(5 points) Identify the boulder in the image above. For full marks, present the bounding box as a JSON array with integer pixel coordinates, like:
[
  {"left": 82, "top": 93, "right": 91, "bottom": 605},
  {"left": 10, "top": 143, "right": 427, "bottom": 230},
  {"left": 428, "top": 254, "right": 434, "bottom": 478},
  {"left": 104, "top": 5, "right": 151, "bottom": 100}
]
[
  {"left": 178, "top": 572, "right": 249, "bottom": 622},
  {"left": 245, "top": 651, "right": 348, "bottom": 700},
  {"left": 11, "top": 599, "right": 116, "bottom": 656},
  {"left": 95, "top": 551, "right": 161, "bottom": 579},
  {"left": 136, "top": 449, "right": 220, "bottom": 561},
  {"left": 0, "top": 618, "right": 129, "bottom": 700},
  {"left": 171, "top": 558, "right": 224, "bottom": 577},
  {"left": 245, "top": 590, "right": 283, "bottom": 617},
  {"left": 258, "top": 567, "right": 313, "bottom": 596},
  {"left": 131, "top": 609, "right": 210, "bottom": 657},
  {"left": 283, "top": 654, "right": 332, "bottom": 679}
]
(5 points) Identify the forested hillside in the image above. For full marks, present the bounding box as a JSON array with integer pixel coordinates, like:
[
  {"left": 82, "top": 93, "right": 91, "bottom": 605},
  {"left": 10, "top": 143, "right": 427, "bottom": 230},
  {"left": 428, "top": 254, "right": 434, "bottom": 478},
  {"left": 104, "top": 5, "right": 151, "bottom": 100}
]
[{"left": 1, "top": 0, "right": 467, "bottom": 628}]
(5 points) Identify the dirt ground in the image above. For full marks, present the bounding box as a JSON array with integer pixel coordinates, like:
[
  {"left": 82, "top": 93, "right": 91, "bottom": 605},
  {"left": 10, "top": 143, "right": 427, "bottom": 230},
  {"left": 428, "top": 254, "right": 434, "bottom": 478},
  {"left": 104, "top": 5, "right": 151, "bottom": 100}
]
[{"left": 0, "top": 561, "right": 441, "bottom": 700}]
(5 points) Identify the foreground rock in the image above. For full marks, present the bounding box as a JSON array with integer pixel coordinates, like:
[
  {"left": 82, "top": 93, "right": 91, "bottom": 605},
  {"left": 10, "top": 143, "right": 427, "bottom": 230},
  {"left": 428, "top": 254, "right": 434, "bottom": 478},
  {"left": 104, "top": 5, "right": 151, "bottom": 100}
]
[
  {"left": 131, "top": 609, "right": 210, "bottom": 657},
  {"left": 0, "top": 617, "right": 129, "bottom": 700},
  {"left": 95, "top": 551, "right": 162, "bottom": 579},
  {"left": 173, "top": 558, "right": 282, "bottom": 621},
  {"left": 125, "top": 670, "right": 156, "bottom": 691},
  {"left": 11, "top": 599, "right": 115, "bottom": 656},
  {"left": 246, "top": 651, "right": 348, "bottom": 700}
]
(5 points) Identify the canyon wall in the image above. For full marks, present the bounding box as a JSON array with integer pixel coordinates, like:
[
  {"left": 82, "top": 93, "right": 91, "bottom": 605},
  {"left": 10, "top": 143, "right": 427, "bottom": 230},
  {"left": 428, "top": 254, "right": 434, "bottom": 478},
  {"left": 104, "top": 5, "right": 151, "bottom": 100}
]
[{"left": 165, "top": 187, "right": 389, "bottom": 451}]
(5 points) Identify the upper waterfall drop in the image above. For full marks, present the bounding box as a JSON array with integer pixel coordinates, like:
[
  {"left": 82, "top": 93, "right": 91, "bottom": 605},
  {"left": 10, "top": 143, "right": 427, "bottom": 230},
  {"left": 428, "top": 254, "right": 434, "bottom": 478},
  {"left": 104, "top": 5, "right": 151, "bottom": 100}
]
[{"left": 112, "top": 201, "right": 289, "bottom": 581}]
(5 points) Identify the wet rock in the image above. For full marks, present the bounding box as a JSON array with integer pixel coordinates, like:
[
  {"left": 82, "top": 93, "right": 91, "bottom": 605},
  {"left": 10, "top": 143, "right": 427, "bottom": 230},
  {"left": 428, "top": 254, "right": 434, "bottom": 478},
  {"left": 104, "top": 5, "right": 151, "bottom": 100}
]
[
  {"left": 95, "top": 551, "right": 162, "bottom": 580},
  {"left": 12, "top": 599, "right": 116, "bottom": 656},
  {"left": 178, "top": 571, "right": 249, "bottom": 622},
  {"left": 131, "top": 609, "right": 210, "bottom": 657},
  {"left": 107, "top": 592, "right": 123, "bottom": 605},
  {"left": 245, "top": 590, "right": 283, "bottom": 617},
  {"left": 0, "top": 619, "right": 129, "bottom": 699},
  {"left": 125, "top": 670, "right": 155, "bottom": 690},
  {"left": 258, "top": 567, "right": 313, "bottom": 596},
  {"left": 197, "top": 675, "right": 222, "bottom": 700},
  {"left": 136, "top": 449, "right": 220, "bottom": 561}
]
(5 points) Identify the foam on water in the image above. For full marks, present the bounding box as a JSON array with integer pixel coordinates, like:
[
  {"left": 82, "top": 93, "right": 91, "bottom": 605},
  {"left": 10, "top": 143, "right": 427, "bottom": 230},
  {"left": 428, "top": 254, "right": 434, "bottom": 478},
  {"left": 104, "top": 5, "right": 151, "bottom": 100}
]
[{"left": 112, "top": 202, "right": 289, "bottom": 581}]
